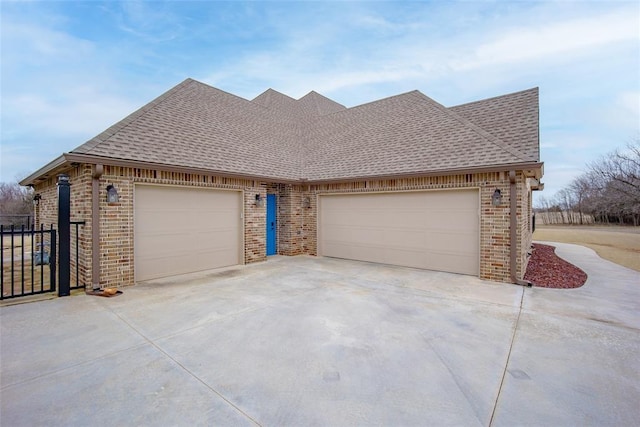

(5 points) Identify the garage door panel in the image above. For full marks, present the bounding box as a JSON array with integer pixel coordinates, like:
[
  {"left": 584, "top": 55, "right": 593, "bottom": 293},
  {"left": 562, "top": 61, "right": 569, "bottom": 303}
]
[
  {"left": 136, "top": 236, "right": 228, "bottom": 260},
  {"left": 382, "top": 229, "right": 426, "bottom": 248},
  {"left": 385, "top": 248, "right": 426, "bottom": 268},
  {"left": 136, "top": 212, "right": 240, "bottom": 233},
  {"left": 353, "top": 246, "right": 386, "bottom": 264},
  {"left": 428, "top": 230, "right": 476, "bottom": 251},
  {"left": 194, "top": 248, "right": 238, "bottom": 266},
  {"left": 135, "top": 186, "right": 241, "bottom": 281},
  {"left": 425, "top": 210, "right": 475, "bottom": 228},
  {"left": 321, "top": 242, "right": 360, "bottom": 260},
  {"left": 193, "top": 209, "right": 237, "bottom": 224},
  {"left": 319, "top": 190, "right": 479, "bottom": 276},
  {"left": 426, "top": 252, "right": 477, "bottom": 276},
  {"left": 325, "top": 227, "right": 427, "bottom": 249}
]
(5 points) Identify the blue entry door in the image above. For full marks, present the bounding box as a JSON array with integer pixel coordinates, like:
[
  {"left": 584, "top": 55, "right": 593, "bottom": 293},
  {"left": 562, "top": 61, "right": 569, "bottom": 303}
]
[{"left": 266, "top": 194, "right": 277, "bottom": 255}]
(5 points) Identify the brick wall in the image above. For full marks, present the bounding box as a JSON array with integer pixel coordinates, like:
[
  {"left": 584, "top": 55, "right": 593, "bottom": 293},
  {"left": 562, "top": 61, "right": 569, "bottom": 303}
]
[
  {"left": 268, "top": 184, "right": 317, "bottom": 256},
  {"left": 34, "top": 164, "right": 531, "bottom": 287},
  {"left": 98, "top": 168, "right": 134, "bottom": 288},
  {"left": 520, "top": 176, "right": 534, "bottom": 277},
  {"left": 33, "top": 166, "right": 92, "bottom": 289},
  {"left": 245, "top": 185, "right": 266, "bottom": 264},
  {"left": 35, "top": 165, "right": 268, "bottom": 288},
  {"left": 273, "top": 184, "right": 305, "bottom": 256}
]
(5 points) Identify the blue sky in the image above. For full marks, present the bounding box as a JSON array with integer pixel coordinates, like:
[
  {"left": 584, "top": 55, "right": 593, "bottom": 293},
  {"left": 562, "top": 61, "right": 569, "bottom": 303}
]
[{"left": 1, "top": 0, "right": 638, "bottom": 204}]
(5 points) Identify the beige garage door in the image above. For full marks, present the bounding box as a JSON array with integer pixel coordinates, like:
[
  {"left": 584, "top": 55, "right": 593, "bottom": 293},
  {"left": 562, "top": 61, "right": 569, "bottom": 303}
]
[
  {"left": 319, "top": 190, "right": 479, "bottom": 275},
  {"left": 134, "top": 185, "right": 242, "bottom": 281}
]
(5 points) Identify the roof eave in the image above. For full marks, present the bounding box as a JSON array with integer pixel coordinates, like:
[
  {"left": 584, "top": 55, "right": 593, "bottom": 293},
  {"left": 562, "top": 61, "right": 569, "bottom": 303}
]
[
  {"left": 304, "top": 162, "right": 544, "bottom": 185},
  {"left": 19, "top": 154, "right": 71, "bottom": 186},
  {"left": 21, "top": 156, "right": 543, "bottom": 189},
  {"left": 62, "top": 153, "right": 304, "bottom": 184}
]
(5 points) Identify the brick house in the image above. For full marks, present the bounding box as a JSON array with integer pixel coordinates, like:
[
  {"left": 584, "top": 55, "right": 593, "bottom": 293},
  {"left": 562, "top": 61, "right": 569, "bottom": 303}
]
[{"left": 20, "top": 78, "right": 543, "bottom": 289}]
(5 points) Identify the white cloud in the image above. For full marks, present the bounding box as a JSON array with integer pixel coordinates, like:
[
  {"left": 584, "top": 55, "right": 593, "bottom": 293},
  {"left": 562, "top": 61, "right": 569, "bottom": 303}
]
[
  {"left": 2, "top": 0, "right": 638, "bottom": 193},
  {"left": 614, "top": 91, "right": 640, "bottom": 129},
  {"left": 584, "top": 91, "right": 640, "bottom": 137},
  {"left": 454, "top": 8, "right": 639, "bottom": 71},
  {"left": 2, "top": 21, "right": 94, "bottom": 62},
  {"left": 1, "top": 19, "right": 138, "bottom": 137},
  {"left": 205, "top": 3, "right": 640, "bottom": 108},
  {"left": 107, "top": 0, "right": 186, "bottom": 42},
  {"left": 4, "top": 91, "right": 137, "bottom": 137}
]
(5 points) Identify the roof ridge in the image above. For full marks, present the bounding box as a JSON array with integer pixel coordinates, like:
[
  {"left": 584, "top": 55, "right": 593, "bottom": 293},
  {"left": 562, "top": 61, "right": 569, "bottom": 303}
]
[
  {"left": 409, "top": 91, "right": 530, "bottom": 163},
  {"left": 451, "top": 87, "right": 539, "bottom": 109},
  {"left": 252, "top": 88, "right": 297, "bottom": 105},
  {"left": 193, "top": 79, "right": 269, "bottom": 104},
  {"left": 72, "top": 78, "right": 197, "bottom": 154},
  {"left": 263, "top": 88, "right": 297, "bottom": 101},
  {"left": 343, "top": 90, "right": 422, "bottom": 112},
  {"left": 297, "top": 91, "right": 346, "bottom": 116}
]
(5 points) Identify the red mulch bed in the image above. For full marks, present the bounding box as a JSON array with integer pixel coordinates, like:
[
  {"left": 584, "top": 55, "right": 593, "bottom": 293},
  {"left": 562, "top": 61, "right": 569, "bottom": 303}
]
[{"left": 524, "top": 243, "right": 588, "bottom": 289}]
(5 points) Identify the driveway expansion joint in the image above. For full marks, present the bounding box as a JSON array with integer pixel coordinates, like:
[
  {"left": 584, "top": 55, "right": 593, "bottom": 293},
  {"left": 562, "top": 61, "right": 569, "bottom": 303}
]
[
  {"left": 489, "top": 286, "right": 525, "bottom": 427},
  {"left": 102, "top": 303, "right": 263, "bottom": 426}
]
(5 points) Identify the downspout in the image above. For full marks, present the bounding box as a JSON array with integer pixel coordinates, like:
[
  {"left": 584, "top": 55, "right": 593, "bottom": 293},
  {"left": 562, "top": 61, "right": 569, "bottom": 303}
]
[
  {"left": 92, "top": 164, "right": 103, "bottom": 291},
  {"left": 509, "top": 170, "right": 533, "bottom": 287}
]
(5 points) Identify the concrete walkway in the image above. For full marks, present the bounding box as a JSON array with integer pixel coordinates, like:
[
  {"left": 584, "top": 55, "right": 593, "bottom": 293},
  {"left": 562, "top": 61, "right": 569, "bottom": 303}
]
[
  {"left": 1, "top": 244, "right": 638, "bottom": 426},
  {"left": 493, "top": 242, "right": 640, "bottom": 426}
]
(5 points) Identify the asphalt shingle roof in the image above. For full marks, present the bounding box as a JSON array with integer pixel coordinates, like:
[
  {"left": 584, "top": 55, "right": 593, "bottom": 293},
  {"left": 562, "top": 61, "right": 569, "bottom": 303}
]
[
  {"left": 450, "top": 88, "right": 539, "bottom": 162},
  {"left": 69, "top": 78, "right": 539, "bottom": 182}
]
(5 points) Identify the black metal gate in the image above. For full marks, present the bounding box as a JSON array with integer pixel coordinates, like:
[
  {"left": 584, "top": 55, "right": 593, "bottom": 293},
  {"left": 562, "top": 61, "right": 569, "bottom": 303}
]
[
  {"left": 1, "top": 174, "right": 86, "bottom": 300},
  {"left": 1, "top": 225, "right": 57, "bottom": 300},
  {"left": 0, "top": 222, "right": 86, "bottom": 300}
]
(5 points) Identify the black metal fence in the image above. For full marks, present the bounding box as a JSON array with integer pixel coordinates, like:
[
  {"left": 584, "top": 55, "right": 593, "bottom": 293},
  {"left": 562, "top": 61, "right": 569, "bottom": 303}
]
[
  {"left": 1, "top": 225, "right": 57, "bottom": 300},
  {"left": 2, "top": 175, "right": 87, "bottom": 300},
  {"left": 0, "top": 221, "right": 87, "bottom": 299}
]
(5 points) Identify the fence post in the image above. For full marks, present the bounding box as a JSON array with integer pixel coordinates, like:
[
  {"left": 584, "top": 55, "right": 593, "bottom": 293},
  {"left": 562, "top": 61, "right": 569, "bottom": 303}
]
[
  {"left": 50, "top": 225, "right": 57, "bottom": 293},
  {"left": 58, "top": 174, "right": 71, "bottom": 297}
]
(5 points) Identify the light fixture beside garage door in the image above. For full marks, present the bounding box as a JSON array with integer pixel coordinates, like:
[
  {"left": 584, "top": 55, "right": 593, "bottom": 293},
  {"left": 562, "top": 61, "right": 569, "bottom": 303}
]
[
  {"left": 106, "top": 184, "right": 119, "bottom": 203},
  {"left": 255, "top": 194, "right": 264, "bottom": 208},
  {"left": 492, "top": 189, "right": 502, "bottom": 206}
]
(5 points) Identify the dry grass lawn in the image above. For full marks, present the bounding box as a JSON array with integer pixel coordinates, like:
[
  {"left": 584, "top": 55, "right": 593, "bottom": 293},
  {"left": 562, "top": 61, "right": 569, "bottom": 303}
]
[{"left": 533, "top": 225, "right": 640, "bottom": 272}]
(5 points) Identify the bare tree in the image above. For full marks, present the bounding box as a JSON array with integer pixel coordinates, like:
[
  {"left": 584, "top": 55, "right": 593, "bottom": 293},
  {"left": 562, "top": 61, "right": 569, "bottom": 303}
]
[
  {"left": 0, "top": 182, "right": 34, "bottom": 227},
  {"left": 554, "top": 188, "right": 577, "bottom": 224},
  {"left": 587, "top": 139, "right": 640, "bottom": 225},
  {"left": 534, "top": 194, "right": 549, "bottom": 209},
  {"left": 590, "top": 140, "right": 640, "bottom": 198},
  {"left": 536, "top": 138, "right": 639, "bottom": 226},
  {"left": 568, "top": 175, "right": 592, "bottom": 225}
]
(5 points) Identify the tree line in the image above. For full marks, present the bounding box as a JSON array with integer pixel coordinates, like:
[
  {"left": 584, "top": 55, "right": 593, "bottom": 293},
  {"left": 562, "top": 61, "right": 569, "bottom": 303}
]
[
  {"left": 0, "top": 182, "right": 34, "bottom": 228},
  {"left": 536, "top": 138, "right": 640, "bottom": 226}
]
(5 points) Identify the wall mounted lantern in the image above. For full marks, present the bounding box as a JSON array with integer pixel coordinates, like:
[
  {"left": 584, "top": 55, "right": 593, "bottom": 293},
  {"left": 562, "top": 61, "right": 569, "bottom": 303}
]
[
  {"left": 33, "top": 193, "right": 42, "bottom": 206},
  {"left": 302, "top": 196, "right": 311, "bottom": 209},
  {"left": 106, "top": 185, "right": 119, "bottom": 203},
  {"left": 255, "top": 194, "right": 264, "bottom": 208},
  {"left": 491, "top": 189, "right": 502, "bottom": 206}
]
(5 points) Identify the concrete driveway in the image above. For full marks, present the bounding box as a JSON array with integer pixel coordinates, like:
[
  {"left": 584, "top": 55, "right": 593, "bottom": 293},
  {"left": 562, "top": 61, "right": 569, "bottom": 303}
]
[{"left": 1, "top": 243, "right": 639, "bottom": 426}]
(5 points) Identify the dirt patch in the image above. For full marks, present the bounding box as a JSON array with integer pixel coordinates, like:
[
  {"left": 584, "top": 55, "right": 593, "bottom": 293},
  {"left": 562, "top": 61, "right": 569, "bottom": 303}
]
[{"left": 533, "top": 225, "right": 640, "bottom": 272}]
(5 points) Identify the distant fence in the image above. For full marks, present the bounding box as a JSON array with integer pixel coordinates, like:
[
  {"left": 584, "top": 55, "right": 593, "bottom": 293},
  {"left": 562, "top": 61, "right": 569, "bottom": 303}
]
[
  {"left": 0, "top": 215, "right": 33, "bottom": 229},
  {"left": 535, "top": 211, "right": 595, "bottom": 225}
]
